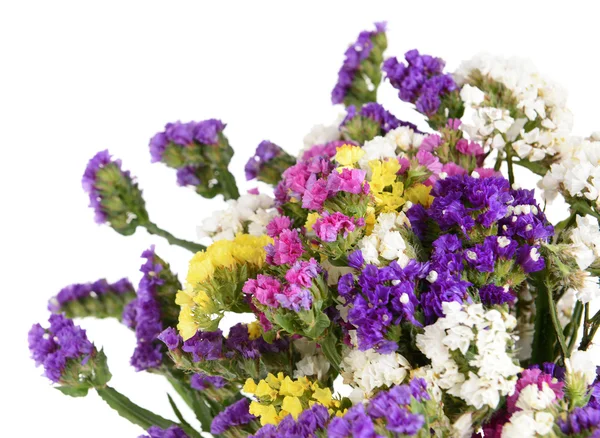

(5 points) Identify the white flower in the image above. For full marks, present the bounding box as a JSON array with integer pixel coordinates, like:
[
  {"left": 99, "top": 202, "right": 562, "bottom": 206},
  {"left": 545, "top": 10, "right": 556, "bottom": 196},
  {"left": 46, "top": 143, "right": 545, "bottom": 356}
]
[
  {"left": 384, "top": 126, "right": 423, "bottom": 152},
  {"left": 359, "top": 135, "right": 397, "bottom": 170},
  {"left": 293, "top": 338, "right": 330, "bottom": 381},
  {"left": 460, "top": 84, "right": 485, "bottom": 105},
  {"left": 342, "top": 331, "right": 411, "bottom": 397},
  {"left": 570, "top": 272, "right": 600, "bottom": 304},
  {"left": 516, "top": 383, "right": 556, "bottom": 411},
  {"left": 357, "top": 212, "right": 411, "bottom": 267},
  {"left": 451, "top": 413, "right": 473, "bottom": 438},
  {"left": 197, "top": 193, "right": 276, "bottom": 242},
  {"left": 301, "top": 114, "right": 344, "bottom": 156},
  {"left": 417, "top": 302, "right": 521, "bottom": 409},
  {"left": 568, "top": 349, "right": 598, "bottom": 385},
  {"left": 570, "top": 215, "right": 600, "bottom": 270},
  {"left": 502, "top": 411, "right": 555, "bottom": 438}
]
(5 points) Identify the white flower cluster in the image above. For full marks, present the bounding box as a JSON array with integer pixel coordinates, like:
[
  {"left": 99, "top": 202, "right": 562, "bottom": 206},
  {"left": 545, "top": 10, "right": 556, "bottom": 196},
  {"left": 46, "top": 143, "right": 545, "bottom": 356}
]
[
  {"left": 456, "top": 54, "right": 573, "bottom": 162},
  {"left": 502, "top": 411, "right": 554, "bottom": 438},
  {"left": 540, "top": 137, "right": 600, "bottom": 205},
  {"left": 416, "top": 302, "right": 521, "bottom": 410},
  {"left": 358, "top": 126, "right": 424, "bottom": 171},
  {"left": 358, "top": 212, "right": 411, "bottom": 267},
  {"left": 342, "top": 331, "right": 410, "bottom": 403},
  {"left": 564, "top": 215, "right": 600, "bottom": 304},
  {"left": 300, "top": 114, "right": 344, "bottom": 157},
  {"left": 197, "top": 193, "right": 277, "bottom": 242},
  {"left": 567, "top": 349, "right": 598, "bottom": 386},
  {"left": 292, "top": 338, "right": 330, "bottom": 381}
]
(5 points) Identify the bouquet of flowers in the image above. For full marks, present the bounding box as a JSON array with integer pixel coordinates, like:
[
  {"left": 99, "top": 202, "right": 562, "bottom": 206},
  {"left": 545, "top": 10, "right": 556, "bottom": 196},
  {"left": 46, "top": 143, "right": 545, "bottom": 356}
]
[{"left": 30, "top": 22, "right": 600, "bottom": 438}]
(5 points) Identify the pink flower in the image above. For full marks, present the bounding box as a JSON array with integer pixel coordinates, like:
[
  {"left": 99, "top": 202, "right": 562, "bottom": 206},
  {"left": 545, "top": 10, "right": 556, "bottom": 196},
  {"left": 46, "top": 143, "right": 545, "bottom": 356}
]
[
  {"left": 247, "top": 188, "right": 260, "bottom": 195},
  {"left": 456, "top": 138, "right": 484, "bottom": 157},
  {"left": 420, "top": 134, "right": 442, "bottom": 152},
  {"left": 302, "top": 174, "right": 329, "bottom": 210},
  {"left": 285, "top": 258, "right": 320, "bottom": 287},
  {"left": 326, "top": 168, "right": 366, "bottom": 194},
  {"left": 275, "top": 284, "right": 312, "bottom": 311},
  {"left": 474, "top": 167, "right": 502, "bottom": 178},
  {"left": 446, "top": 118, "right": 462, "bottom": 130},
  {"left": 282, "top": 162, "right": 311, "bottom": 196},
  {"left": 267, "top": 229, "right": 304, "bottom": 265},
  {"left": 313, "top": 212, "right": 363, "bottom": 242},
  {"left": 242, "top": 274, "right": 282, "bottom": 307},
  {"left": 442, "top": 162, "right": 467, "bottom": 177},
  {"left": 417, "top": 150, "right": 443, "bottom": 185},
  {"left": 398, "top": 157, "right": 411, "bottom": 174},
  {"left": 266, "top": 216, "right": 291, "bottom": 238},
  {"left": 506, "top": 369, "right": 564, "bottom": 414},
  {"left": 302, "top": 140, "right": 352, "bottom": 161}
]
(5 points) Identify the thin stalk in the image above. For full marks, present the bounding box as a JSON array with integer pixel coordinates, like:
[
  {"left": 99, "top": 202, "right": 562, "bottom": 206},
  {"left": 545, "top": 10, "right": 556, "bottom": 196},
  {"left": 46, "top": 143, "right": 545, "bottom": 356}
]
[
  {"left": 506, "top": 145, "right": 515, "bottom": 185},
  {"left": 566, "top": 301, "right": 584, "bottom": 355},
  {"left": 144, "top": 222, "right": 205, "bottom": 253},
  {"left": 580, "top": 306, "right": 600, "bottom": 351},
  {"left": 96, "top": 386, "right": 202, "bottom": 438}
]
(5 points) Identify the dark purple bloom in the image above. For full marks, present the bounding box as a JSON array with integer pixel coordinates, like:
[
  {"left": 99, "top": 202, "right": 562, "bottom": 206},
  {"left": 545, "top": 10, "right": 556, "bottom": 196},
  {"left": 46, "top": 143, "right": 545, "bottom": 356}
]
[
  {"left": 479, "top": 284, "right": 516, "bottom": 306},
  {"left": 341, "top": 102, "right": 418, "bottom": 135},
  {"left": 82, "top": 150, "right": 118, "bottom": 224},
  {"left": 558, "top": 406, "right": 600, "bottom": 435},
  {"left": 194, "top": 119, "right": 226, "bottom": 145},
  {"left": 176, "top": 166, "right": 201, "bottom": 187},
  {"left": 211, "top": 398, "right": 257, "bottom": 435},
  {"left": 517, "top": 244, "right": 545, "bottom": 273},
  {"left": 28, "top": 314, "right": 94, "bottom": 383},
  {"left": 245, "top": 140, "right": 287, "bottom": 180},
  {"left": 182, "top": 330, "right": 224, "bottom": 362},
  {"left": 157, "top": 327, "right": 181, "bottom": 351},
  {"left": 139, "top": 425, "right": 189, "bottom": 438},
  {"left": 383, "top": 49, "right": 456, "bottom": 116},
  {"left": 190, "top": 372, "right": 226, "bottom": 390},
  {"left": 331, "top": 23, "right": 386, "bottom": 105},
  {"left": 48, "top": 278, "right": 134, "bottom": 313}
]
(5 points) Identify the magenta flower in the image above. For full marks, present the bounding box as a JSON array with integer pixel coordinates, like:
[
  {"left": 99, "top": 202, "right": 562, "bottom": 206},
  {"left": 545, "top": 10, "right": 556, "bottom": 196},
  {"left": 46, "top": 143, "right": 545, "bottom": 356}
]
[
  {"left": 266, "top": 229, "right": 305, "bottom": 265},
  {"left": 266, "top": 216, "right": 291, "bottom": 238},
  {"left": 420, "top": 134, "right": 442, "bottom": 152},
  {"left": 302, "top": 175, "right": 329, "bottom": 210},
  {"left": 285, "top": 258, "right": 320, "bottom": 287},
  {"left": 326, "top": 168, "right": 367, "bottom": 194},
  {"left": 314, "top": 212, "right": 364, "bottom": 242},
  {"left": 243, "top": 274, "right": 283, "bottom": 307},
  {"left": 456, "top": 138, "right": 484, "bottom": 157},
  {"left": 442, "top": 162, "right": 467, "bottom": 177}
]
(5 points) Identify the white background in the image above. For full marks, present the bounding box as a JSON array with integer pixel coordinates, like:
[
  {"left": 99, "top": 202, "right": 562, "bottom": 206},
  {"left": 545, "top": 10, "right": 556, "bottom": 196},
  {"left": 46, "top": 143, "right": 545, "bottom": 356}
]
[{"left": 2, "top": 1, "right": 600, "bottom": 436}]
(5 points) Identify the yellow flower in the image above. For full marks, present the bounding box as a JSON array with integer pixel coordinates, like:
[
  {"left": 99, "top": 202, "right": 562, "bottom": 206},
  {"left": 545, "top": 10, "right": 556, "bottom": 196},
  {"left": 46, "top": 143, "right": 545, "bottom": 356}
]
[
  {"left": 369, "top": 159, "right": 401, "bottom": 193},
  {"left": 279, "top": 376, "right": 306, "bottom": 397},
  {"left": 374, "top": 181, "right": 405, "bottom": 212},
  {"left": 247, "top": 321, "right": 262, "bottom": 340},
  {"left": 305, "top": 212, "right": 320, "bottom": 233},
  {"left": 243, "top": 378, "right": 257, "bottom": 394},
  {"left": 192, "top": 289, "right": 211, "bottom": 310},
  {"left": 255, "top": 380, "right": 278, "bottom": 400},
  {"left": 206, "top": 239, "right": 235, "bottom": 268},
  {"left": 335, "top": 144, "right": 365, "bottom": 166},
  {"left": 404, "top": 183, "right": 434, "bottom": 207},
  {"left": 177, "top": 306, "right": 199, "bottom": 341},
  {"left": 249, "top": 402, "right": 280, "bottom": 426},
  {"left": 281, "top": 396, "right": 303, "bottom": 420},
  {"left": 265, "top": 372, "right": 284, "bottom": 390},
  {"left": 186, "top": 252, "right": 214, "bottom": 285},
  {"left": 312, "top": 386, "right": 334, "bottom": 407},
  {"left": 364, "top": 206, "right": 376, "bottom": 235}
]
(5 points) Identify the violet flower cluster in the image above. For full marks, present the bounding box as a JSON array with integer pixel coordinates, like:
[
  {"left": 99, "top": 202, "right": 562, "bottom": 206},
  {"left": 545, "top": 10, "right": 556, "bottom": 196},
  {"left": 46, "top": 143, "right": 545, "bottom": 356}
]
[
  {"left": 139, "top": 425, "right": 189, "bottom": 438},
  {"left": 245, "top": 140, "right": 296, "bottom": 185},
  {"left": 210, "top": 398, "right": 257, "bottom": 435},
  {"left": 383, "top": 49, "right": 457, "bottom": 116}
]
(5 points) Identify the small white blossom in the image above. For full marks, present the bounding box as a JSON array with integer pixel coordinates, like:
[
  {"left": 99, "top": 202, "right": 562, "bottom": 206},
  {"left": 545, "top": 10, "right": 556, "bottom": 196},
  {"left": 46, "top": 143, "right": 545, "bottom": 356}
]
[{"left": 568, "top": 349, "right": 598, "bottom": 385}]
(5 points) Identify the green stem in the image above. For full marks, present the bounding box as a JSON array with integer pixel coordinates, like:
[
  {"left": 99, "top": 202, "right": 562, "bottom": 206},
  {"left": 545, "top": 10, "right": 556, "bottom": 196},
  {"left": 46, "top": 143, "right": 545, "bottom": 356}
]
[
  {"left": 166, "top": 375, "right": 214, "bottom": 432},
  {"left": 566, "top": 301, "right": 584, "bottom": 355},
  {"left": 219, "top": 168, "right": 240, "bottom": 200},
  {"left": 531, "top": 273, "right": 568, "bottom": 363},
  {"left": 506, "top": 145, "right": 515, "bottom": 185},
  {"left": 580, "top": 306, "right": 600, "bottom": 351},
  {"left": 144, "top": 222, "right": 205, "bottom": 253},
  {"left": 96, "top": 386, "right": 201, "bottom": 438}
]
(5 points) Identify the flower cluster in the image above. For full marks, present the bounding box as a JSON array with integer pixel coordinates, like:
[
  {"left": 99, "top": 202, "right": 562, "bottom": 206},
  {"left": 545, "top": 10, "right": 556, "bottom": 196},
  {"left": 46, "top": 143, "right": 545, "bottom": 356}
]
[
  {"left": 198, "top": 193, "right": 277, "bottom": 242},
  {"left": 331, "top": 22, "right": 387, "bottom": 107},
  {"left": 149, "top": 119, "right": 239, "bottom": 199},
  {"left": 31, "top": 20, "right": 600, "bottom": 438},
  {"left": 48, "top": 278, "right": 135, "bottom": 320}
]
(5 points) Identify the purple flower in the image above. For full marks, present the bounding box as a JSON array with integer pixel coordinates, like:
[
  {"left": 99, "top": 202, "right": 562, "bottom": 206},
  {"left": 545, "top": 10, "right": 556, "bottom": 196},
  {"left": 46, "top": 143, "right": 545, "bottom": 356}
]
[
  {"left": 516, "top": 244, "right": 545, "bottom": 273},
  {"left": 559, "top": 407, "right": 600, "bottom": 436},
  {"left": 479, "top": 284, "right": 516, "bottom": 306},
  {"left": 194, "top": 119, "right": 226, "bottom": 145},
  {"left": 190, "top": 372, "right": 226, "bottom": 390},
  {"left": 245, "top": 141, "right": 287, "bottom": 180},
  {"left": 383, "top": 49, "right": 456, "bottom": 116},
  {"left": 331, "top": 23, "right": 386, "bottom": 105},
  {"left": 82, "top": 150, "right": 121, "bottom": 224},
  {"left": 341, "top": 102, "right": 418, "bottom": 136},
  {"left": 182, "top": 330, "right": 224, "bottom": 362},
  {"left": 326, "top": 168, "right": 367, "bottom": 195},
  {"left": 157, "top": 327, "right": 181, "bottom": 351},
  {"left": 275, "top": 284, "right": 312, "bottom": 311},
  {"left": 175, "top": 166, "right": 201, "bottom": 187},
  {"left": 139, "top": 425, "right": 189, "bottom": 438},
  {"left": 48, "top": 278, "right": 135, "bottom": 314},
  {"left": 348, "top": 249, "right": 365, "bottom": 270},
  {"left": 28, "top": 314, "right": 94, "bottom": 383},
  {"left": 211, "top": 398, "right": 257, "bottom": 435}
]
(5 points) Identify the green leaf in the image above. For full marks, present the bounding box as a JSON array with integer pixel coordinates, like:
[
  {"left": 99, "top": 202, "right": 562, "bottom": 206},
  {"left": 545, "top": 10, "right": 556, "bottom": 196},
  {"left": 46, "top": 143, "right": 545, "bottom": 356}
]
[
  {"left": 56, "top": 385, "right": 89, "bottom": 397},
  {"left": 167, "top": 394, "right": 191, "bottom": 429},
  {"left": 320, "top": 330, "right": 342, "bottom": 373},
  {"left": 96, "top": 386, "right": 175, "bottom": 431},
  {"left": 513, "top": 159, "right": 548, "bottom": 176}
]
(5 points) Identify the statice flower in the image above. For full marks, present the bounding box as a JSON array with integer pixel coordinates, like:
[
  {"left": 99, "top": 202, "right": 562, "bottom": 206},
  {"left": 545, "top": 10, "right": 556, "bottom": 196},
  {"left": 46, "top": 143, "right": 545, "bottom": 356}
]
[
  {"left": 190, "top": 372, "right": 226, "bottom": 390},
  {"left": 198, "top": 193, "right": 277, "bottom": 241},
  {"left": 506, "top": 368, "right": 564, "bottom": 414},
  {"left": 211, "top": 398, "right": 257, "bottom": 435},
  {"left": 48, "top": 278, "right": 135, "bottom": 320},
  {"left": 82, "top": 150, "right": 148, "bottom": 233},
  {"left": 558, "top": 406, "right": 600, "bottom": 436},
  {"left": 339, "top": 259, "right": 424, "bottom": 352},
  {"left": 245, "top": 140, "right": 296, "bottom": 185},
  {"left": 148, "top": 119, "right": 240, "bottom": 199},
  {"left": 130, "top": 247, "right": 181, "bottom": 371},
  {"left": 265, "top": 228, "right": 304, "bottom": 266},
  {"left": 417, "top": 302, "right": 521, "bottom": 410},
  {"left": 341, "top": 331, "right": 411, "bottom": 401},
  {"left": 357, "top": 211, "right": 412, "bottom": 267},
  {"left": 383, "top": 49, "right": 457, "bottom": 118},
  {"left": 313, "top": 211, "right": 364, "bottom": 242},
  {"left": 138, "top": 425, "right": 189, "bottom": 438},
  {"left": 456, "top": 54, "right": 572, "bottom": 161},
  {"left": 331, "top": 22, "right": 387, "bottom": 106},
  {"left": 301, "top": 115, "right": 343, "bottom": 155},
  {"left": 251, "top": 404, "right": 329, "bottom": 438},
  {"left": 340, "top": 102, "right": 417, "bottom": 144}
]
